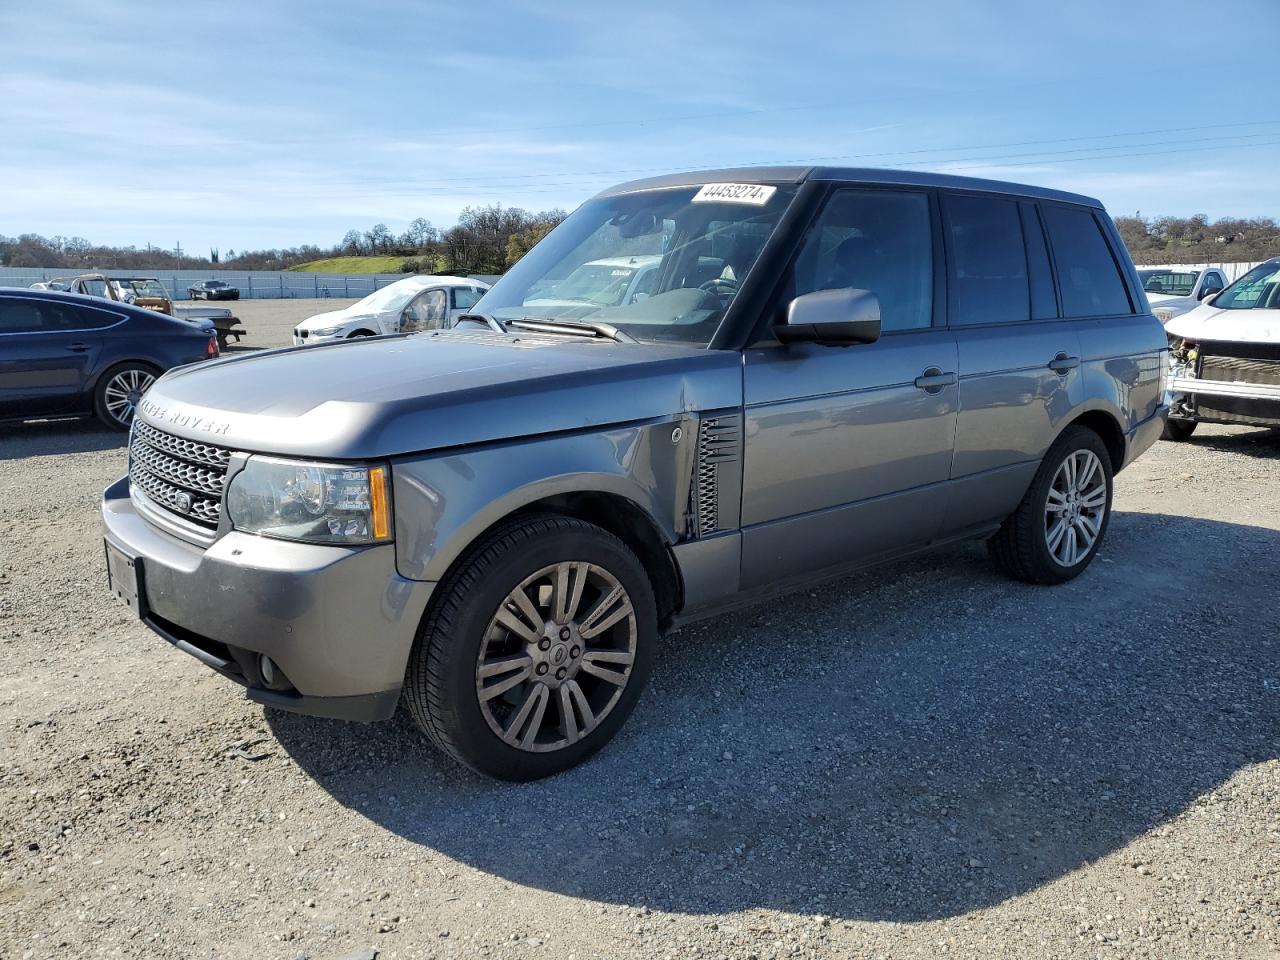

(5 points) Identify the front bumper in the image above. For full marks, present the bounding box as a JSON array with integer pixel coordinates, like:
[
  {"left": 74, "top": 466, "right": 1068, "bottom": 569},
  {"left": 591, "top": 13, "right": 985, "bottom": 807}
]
[
  {"left": 101, "top": 475, "right": 435, "bottom": 722},
  {"left": 291, "top": 330, "right": 343, "bottom": 346},
  {"left": 1168, "top": 376, "right": 1280, "bottom": 427}
]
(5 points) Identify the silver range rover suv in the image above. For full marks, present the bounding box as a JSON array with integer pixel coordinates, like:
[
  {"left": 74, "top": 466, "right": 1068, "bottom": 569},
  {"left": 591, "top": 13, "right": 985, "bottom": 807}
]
[{"left": 102, "top": 167, "right": 1169, "bottom": 780}]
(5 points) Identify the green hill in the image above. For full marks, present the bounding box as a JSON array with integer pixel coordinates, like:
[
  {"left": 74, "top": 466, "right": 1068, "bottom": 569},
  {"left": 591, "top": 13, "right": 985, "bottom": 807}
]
[{"left": 287, "top": 255, "right": 411, "bottom": 274}]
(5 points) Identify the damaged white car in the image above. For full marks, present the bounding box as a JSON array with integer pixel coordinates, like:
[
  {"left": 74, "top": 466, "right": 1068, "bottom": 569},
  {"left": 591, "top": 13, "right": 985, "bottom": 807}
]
[{"left": 1163, "top": 256, "right": 1280, "bottom": 440}]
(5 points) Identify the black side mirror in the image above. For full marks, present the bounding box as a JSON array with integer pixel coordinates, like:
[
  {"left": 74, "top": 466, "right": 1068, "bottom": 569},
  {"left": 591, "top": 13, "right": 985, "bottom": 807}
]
[
  {"left": 775, "top": 287, "right": 882, "bottom": 345},
  {"left": 1198, "top": 286, "right": 1221, "bottom": 301}
]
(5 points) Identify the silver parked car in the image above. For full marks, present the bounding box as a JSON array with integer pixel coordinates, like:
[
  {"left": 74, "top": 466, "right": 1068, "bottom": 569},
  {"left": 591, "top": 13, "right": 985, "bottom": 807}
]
[{"left": 101, "top": 167, "right": 1169, "bottom": 780}]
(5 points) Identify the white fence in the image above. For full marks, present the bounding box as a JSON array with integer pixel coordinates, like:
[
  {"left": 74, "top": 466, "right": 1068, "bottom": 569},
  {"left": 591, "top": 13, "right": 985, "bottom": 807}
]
[
  {"left": 0, "top": 267, "right": 494, "bottom": 301},
  {"left": 1132, "top": 261, "right": 1264, "bottom": 283}
]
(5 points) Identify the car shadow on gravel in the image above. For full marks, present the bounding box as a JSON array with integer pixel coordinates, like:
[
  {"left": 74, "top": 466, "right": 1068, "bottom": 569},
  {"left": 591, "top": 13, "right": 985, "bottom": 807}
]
[
  {"left": 1185, "top": 427, "right": 1280, "bottom": 459},
  {"left": 0, "top": 418, "right": 125, "bottom": 459},
  {"left": 270, "top": 511, "right": 1280, "bottom": 922}
]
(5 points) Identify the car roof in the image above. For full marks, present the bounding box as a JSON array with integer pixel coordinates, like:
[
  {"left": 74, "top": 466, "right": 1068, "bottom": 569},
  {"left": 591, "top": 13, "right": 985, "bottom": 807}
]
[
  {"left": 592, "top": 165, "right": 1102, "bottom": 207},
  {"left": 0, "top": 286, "right": 183, "bottom": 320},
  {"left": 388, "top": 274, "right": 489, "bottom": 289}
]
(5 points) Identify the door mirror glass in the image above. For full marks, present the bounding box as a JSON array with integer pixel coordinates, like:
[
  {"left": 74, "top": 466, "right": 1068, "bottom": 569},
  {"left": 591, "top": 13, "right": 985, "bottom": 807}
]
[
  {"left": 1199, "top": 284, "right": 1222, "bottom": 300},
  {"left": 776, "top": 288, "right": 882, "bottom": 345}
]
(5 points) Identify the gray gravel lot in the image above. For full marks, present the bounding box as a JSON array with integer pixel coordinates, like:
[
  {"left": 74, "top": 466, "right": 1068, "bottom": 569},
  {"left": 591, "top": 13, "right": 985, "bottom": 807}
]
[{"left": 1, "top": 300, "right": 1277, "bottom": 959}]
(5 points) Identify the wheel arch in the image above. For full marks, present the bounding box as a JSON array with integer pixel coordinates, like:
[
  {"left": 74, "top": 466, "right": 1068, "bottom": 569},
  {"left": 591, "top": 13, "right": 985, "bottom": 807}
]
[{"left": 1060, "top": 407, "right": 1126, "bottom": 474}]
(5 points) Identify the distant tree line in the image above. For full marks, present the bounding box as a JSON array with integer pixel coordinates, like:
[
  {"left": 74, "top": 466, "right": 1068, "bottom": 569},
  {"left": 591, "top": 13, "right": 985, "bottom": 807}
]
[
  {"left": 11, "top": 208, "right": 1272, "bottom": 276},
  {"left": 1115, "top": 214, "right": 1280, "bottom": 264},
  {"left": 0, "top": 204, "right": 567, "bottom": 275}
]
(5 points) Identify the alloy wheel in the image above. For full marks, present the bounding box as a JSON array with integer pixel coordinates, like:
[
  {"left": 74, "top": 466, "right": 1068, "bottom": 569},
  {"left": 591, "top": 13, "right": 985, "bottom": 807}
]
[
  {"left": 1044, "top": 449, "right": 1107, "bottom": 567},
  {"left": 476, "top": 561, "right": 637, "bottom": 753},
  {"left": 102, "top": 368, "right": 156, "bottom": 427}
]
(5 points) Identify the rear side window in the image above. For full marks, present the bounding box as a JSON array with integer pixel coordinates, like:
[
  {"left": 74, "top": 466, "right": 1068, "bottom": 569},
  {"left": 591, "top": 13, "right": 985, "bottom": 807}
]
[
  {"left": 943, "top": 194, "right": 1029, "bottom": 326},
  {"left": 1043, "top": 205, "right": 1133, "bottom": 317},
  {"left": 452, "top": 287, "right": 482, "bottom": 310}
]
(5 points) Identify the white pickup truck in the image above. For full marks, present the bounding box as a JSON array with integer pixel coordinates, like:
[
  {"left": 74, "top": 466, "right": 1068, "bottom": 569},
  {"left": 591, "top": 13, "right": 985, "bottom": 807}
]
[{"left": 1137, "top": 267, "right": 1228, "bottom": 323}]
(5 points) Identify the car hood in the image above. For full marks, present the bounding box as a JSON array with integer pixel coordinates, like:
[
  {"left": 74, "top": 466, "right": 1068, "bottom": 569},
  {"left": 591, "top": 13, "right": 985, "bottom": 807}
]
[
  {"left": 1164, "top": 303, "right": 1280, "bottom": 345},
  {"left": 297, "top": 306, "right": 381, "bottom": 330},
  {"left": 139, "top": 329, "right": 741, "bottom": 458}
]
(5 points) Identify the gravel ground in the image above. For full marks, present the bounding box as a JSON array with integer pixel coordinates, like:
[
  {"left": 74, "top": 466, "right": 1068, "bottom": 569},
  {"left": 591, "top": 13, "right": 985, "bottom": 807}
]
[{"left": 1, "top": 303, "right": 1278, "bottom": 959}]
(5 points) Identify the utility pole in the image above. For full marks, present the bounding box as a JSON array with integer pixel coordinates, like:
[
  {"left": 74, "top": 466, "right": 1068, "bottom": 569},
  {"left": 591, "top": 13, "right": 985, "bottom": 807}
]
[{"left": 175, "top": 241, "right": 183, "bottom": 270}]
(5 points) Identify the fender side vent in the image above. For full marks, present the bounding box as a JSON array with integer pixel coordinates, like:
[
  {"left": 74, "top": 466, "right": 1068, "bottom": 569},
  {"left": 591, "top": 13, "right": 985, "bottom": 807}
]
[{"left": 696, "top": 416, "right": 740, "bottom": 536}]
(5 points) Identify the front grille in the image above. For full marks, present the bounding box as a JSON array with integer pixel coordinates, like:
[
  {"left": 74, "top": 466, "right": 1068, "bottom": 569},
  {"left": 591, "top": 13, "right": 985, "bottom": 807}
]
[
  {"left": 1200, "top": 355, "right": 1280, "bottom": 387},
  {"left": 129, "top": 420, "right": 231, "bottom": 530}
]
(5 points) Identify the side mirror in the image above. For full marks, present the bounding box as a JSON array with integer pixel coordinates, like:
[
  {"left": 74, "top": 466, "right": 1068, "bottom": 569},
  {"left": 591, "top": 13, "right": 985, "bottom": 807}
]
[
  {"left": 1198, "top": 286, "right": 1221, "bottom": 301},
  {"left": 775, "top": 288, "right": 882, "bottom": 346}
]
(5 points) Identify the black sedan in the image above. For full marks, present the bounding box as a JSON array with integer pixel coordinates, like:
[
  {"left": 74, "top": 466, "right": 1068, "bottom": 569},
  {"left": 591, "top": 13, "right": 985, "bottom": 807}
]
[
  {"left": 188, "top": 279, "right": 240, "bottom": 301},
  {"left": 0, "top": 288, "right": 219, "bottom": 430}
]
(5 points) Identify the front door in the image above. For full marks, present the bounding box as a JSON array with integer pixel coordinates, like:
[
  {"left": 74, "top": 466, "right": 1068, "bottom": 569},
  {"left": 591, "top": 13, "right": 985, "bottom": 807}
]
[
  {"left": 0, "top": 296, "right": 104, "bottom": 419},
  {"left": 739, "top": 187, "right": 958, "bottom": 589}
]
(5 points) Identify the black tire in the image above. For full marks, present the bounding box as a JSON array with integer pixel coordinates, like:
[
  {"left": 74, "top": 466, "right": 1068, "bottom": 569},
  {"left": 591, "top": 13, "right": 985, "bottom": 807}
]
[
  {"left": 1161, "top": 418, "right": 1198, "bottom": 442},
  {"left": 93, "top": 361, "right": 161, "bottom": 431},
  {"left": 403, "top": 515, "right": 657, "bottom": 781},
  {"left": 987, "top": 425, "right": 1114, "bottom": 585}
]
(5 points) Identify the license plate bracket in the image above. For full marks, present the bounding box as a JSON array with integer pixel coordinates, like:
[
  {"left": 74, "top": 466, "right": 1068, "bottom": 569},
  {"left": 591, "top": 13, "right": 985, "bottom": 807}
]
[{"left": 104, "top": 541, "right": 145, "bottom": 619}]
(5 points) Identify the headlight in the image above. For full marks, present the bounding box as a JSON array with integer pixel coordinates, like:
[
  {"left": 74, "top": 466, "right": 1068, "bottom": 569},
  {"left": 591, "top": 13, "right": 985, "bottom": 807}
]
[
  {"left": 1153, "top": 307, "right": 1174, "bottom": 324},
  {"left": 309, "top": 325, "right": 344, "bottom": 337},
  {"left": 226, "top": 457, "right": 391, "bottom": 544}
]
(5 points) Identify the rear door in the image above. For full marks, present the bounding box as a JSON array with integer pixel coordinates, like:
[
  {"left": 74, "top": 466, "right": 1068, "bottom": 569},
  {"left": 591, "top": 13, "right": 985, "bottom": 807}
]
[
  {"left": 0, "top": 296, "right": 109, "bottom": 419},
  {"left": 941, "top": 193, "right": 1085, "bottom": 534},
  {"left": 739, "top": 186, "right": 959, "bottom": 588}
]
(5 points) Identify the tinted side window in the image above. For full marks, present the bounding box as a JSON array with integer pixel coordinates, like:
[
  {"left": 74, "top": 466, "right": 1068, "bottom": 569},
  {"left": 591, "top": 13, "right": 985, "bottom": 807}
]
[
  {"left": 0, "top": 299, "right": 46, "bottom": 333},
  {"left": 792, "top": 188, "right": 933, "bottom": 332},
  {"left": 63, "top": 304, "right": 121, "bottom": 330},
  {"left": 1043, "top": 206, "right": 1133, "bottom": 317},
  {"left": 943, "top": 194, "right": 1029, "bottom": 326},
  {"left": 0, "top": 299, "right": 104, "bottom": 333}
]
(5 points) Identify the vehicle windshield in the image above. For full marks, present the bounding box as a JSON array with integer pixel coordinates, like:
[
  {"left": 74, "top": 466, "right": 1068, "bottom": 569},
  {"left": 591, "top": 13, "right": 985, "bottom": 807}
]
[
  {"left": 205, "top": 280, "right": 228, "bottom": 288},
  {"left": 477, "top": 183, "right": 798, "bottom": 344},
  {"left": 353, "top": 280, "right": 429, "bottom": 313},
  {"left": 1138, "top": 269, "right": 1199, "bottom": 296},
  {"left": 526, "top": 260, "right": 653, "bottom": 307},
  {"left": 123, "top": 279, "right": 167, "bottom": 298},
  {"left": 1212, "top": 261, "right": 1280, "bottom": 310}
]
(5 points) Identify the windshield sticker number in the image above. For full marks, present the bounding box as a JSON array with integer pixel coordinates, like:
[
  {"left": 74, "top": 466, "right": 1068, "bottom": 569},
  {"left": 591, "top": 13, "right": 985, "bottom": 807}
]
[{"left": 692, "top": 183, "right": 777, "bottom": 206}]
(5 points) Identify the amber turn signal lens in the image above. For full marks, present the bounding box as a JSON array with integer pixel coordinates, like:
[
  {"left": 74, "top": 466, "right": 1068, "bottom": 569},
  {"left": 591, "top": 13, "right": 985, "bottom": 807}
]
[{"left": 369, "top": 466, "right": 390, "bottom": 540}]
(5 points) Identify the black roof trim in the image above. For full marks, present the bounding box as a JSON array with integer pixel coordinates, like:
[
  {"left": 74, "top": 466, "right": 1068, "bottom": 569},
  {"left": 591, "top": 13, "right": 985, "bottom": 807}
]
[{"left": 594, "top": 165, "right": 1101, "bottom": 208}]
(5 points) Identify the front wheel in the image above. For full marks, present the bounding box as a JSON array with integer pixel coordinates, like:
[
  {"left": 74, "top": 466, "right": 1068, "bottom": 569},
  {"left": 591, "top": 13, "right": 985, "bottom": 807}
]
[
  {"left": 403, "top": 515, "right": 656, "bottom": 780},
  {"left": 988, "top": 426, "right": 1114, "bottom": 585},
  {"left": 1161, "top": 418, "right": 1198, "bottom": 442}
]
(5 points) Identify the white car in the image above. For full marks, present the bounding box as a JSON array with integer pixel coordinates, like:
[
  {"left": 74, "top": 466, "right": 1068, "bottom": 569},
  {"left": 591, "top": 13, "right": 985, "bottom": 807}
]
[
  {"left": 1163, "top": 257, "right": 1280, "bottom": 440},
  {"left": 524, "top": 256, "right": 661, "bottom": 310},
  {"left": 1138, "top": 267, "right": 1228, "bottom": 323},
  {"left": 292, "top": 275, "right": 489, "bottom": 345}
]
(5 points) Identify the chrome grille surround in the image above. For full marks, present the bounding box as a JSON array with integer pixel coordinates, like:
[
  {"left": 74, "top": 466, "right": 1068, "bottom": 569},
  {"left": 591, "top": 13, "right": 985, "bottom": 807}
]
[{"left": 128, "top": 421, "right": 231, "bottom": 531}]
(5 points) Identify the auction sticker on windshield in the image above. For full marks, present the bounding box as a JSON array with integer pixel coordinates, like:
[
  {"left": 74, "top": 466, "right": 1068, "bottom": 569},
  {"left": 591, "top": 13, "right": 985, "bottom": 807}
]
[{"left": 692, "top": 183, "right": 778, "bottom": 205}]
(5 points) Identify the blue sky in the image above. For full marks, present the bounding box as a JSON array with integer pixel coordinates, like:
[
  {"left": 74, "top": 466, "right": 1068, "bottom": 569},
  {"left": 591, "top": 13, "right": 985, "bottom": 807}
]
[{"left": 2, "top": 0, "right": 1278, "bottom": 254}]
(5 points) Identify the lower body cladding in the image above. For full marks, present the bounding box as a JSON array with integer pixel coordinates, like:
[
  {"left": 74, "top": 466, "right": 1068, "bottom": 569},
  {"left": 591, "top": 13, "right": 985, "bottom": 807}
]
[
  {"left": 101, "top": 475, "right": 435, "bottom": 722},
  {"left": 1169, "top": 375, "right": 1280, "bottom": 428}
]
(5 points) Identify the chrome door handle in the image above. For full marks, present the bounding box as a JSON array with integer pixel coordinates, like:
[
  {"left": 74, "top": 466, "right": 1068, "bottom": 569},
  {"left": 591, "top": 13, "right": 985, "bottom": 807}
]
[
  {"left": 914, "top": 368, "right": 958, "bottom": 392},
  {"left": 1048, "top": 354, "right": 1080, "bottom": 373}
]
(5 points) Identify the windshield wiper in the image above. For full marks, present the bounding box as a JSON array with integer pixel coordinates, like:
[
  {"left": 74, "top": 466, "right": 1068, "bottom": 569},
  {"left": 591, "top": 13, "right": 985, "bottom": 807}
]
[{"left": 506, "top": 318, "right": 635, "bottom": 343}]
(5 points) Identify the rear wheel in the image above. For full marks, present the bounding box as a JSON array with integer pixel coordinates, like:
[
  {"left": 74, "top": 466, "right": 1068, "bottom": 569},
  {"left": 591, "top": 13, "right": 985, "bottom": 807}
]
[
  {"left": 404, "top": 515, "right": 656, "bottom": 780},
  {"left": 988, "top": 426, "right": 1113, "bottom": 584},
  {"left": 1161, "top": 418, "right": 1198, "bottom": 442},
  {"left": 94, "top": 362, "right": 159, "bottom": 430}
]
